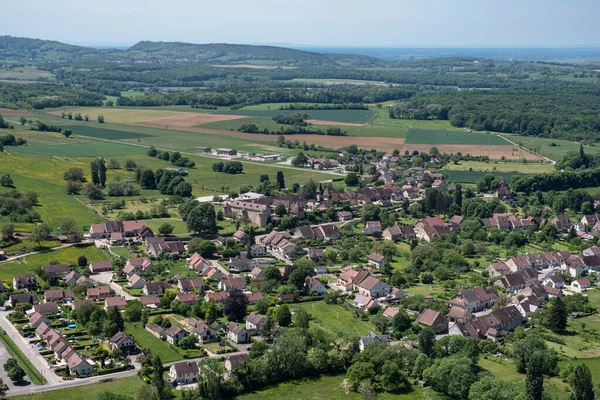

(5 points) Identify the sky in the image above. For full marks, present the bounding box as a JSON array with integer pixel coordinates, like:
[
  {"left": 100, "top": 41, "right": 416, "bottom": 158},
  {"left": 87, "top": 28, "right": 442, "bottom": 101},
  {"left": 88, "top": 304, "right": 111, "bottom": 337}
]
[{"left": 3, "top": 0, "right": 599, "bottom": 47}]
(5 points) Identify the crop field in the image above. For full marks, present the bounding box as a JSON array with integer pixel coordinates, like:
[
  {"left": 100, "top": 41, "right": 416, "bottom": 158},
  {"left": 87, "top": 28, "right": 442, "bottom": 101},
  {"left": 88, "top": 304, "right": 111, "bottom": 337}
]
[
  {"left": 11, "top": 140, "right": 146, "bottom": 157},
  {"left": 215, "top": 109, "right": 375, "bottom": 124},
  {"left": 445, "top": 160, "right": 555, "bottom": 174},
  {"left": 500, "top": 134, "right": 600, "bottom": 162},
  {"left": 405, "top": 129, "right": 509, "bottom": 145},
  {"left": 0, "top": 66, "right": 54, "bottom": 81}
]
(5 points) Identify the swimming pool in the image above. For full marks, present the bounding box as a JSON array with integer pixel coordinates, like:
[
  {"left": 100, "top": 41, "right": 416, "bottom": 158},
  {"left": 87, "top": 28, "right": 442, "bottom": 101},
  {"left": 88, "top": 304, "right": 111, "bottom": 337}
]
[{"left": 67, "top": 323, "right": 77, "bottom": 329}]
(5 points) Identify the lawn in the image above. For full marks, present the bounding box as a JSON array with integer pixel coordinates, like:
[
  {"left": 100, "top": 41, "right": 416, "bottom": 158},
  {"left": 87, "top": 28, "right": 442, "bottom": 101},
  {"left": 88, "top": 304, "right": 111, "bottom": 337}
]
[
  {"left": 405, "top": 129, "right": 508, "bottom": 145},
  {"left": 0, "top": 244, "right": 110, "bottom": 281},
  {"left": 124, "top": 322, "right": 184, "bottom": 363},
  {"left": 235, "top": 374, "right": 444, "bottom": 400},
  {"left": 289, "top": 302, "right": 375, "bottom": 336},
  {"left": 0, "top": 331, "right": 46, "bottom": 385},
  {"left": 446, "top": 160, "right": 555, "bottom": 174},
  {"left": 12, "top": 375, "right": 145, "bottom": 400},
  {"left": 146, "top": 218, "right": 189, "bottom": 236}
]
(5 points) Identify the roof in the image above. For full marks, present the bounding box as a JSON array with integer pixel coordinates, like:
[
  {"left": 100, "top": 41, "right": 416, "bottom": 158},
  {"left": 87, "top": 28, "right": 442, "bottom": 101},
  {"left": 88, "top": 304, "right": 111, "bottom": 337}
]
[
  {"left": 357, "top": 276, "right": 384, "bottom": 291},
  {"left": 33, "top": 303, "right": 59, "bottom": 314},
  {"left": 139, "top": 295, "right": 160, "bottom": 306},
  {"left": 111, "top": 331, "right": 133, "bottom": 346},
  {"left": 383, "top": 307, "right": 399, "bottom": 318},
  {"left": 41, "top": 264, "right": 69, "bottom": 274},
  {"left": 368, "top": 252, "right": 385, "bottom": 263},
  {"left": 176, "top": 293, "right": 198, "bottom": 303},
  {"left": 127, "top": 257, "right": 152, "bottom": 269},
  {"left": 172, "top": 361, "right": 199, "bottom": 376},
  {"left": 247, "top": 312, "right": 264, "bottom": 326},
  {"left": 416, "top": 308, "right": 443, "bottom": 327},
  {"left": 576, "top": 278, "right": 591, "bottom": 286},
  {"left": 90, "top": 260, "right": 113, "bottom": 271},
  {"left": 222, "top": 278, "right": 246, "bottom": 288},
  {"left": 447, "top": 307, "right": 471, "bottom": 320},
  {"left": 105, "top": 296, "right": 127, "bottom": 307},
  {"left": 165, "top": 325, "right": 185, "bottom": 337},
  {"left": 227, "top": 353, "right": 250, "bottom": 367},
  {"left": 227, "top": 322, "right": 247, "bottom": 335}
]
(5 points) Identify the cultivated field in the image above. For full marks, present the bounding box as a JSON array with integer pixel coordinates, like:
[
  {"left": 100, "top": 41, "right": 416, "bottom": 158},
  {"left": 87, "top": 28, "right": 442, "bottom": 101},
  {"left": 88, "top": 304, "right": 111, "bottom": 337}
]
[
  {"left": 405, "top": 129, "right": 508, "bottom": 145},
  {"left": 401, "top": 143, "right": 542, "bottom": 160},
  {"left": 215, "top": 109, "right": 375, "bottom": 124},
  {"left": 135, "top": 112, "right": 246, "bottom": 129},
  {"left": 445, "top": 160, "right": 555, "bottom": 174},
  {"left": 500, "top": 134, "right": 600, "bottom": 162},
  {"left": 0, "top": 107, "right": 32, "bottom": 116}
]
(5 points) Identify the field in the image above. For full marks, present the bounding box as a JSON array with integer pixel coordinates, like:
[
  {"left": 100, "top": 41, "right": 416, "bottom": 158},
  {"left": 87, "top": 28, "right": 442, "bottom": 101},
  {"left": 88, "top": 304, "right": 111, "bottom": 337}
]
[
  {"left": 11, "top": 141, "right": 146, "bottom": 157},
  {"left": 12, "top": 375, "right": 146, "bottom": 400},
  {"left": 445, "top": 160, "right": 555, "bottom": 174},
  {"left": 235, "top": 375, "right": 443, "bottom": 400},
  {"left": 124, "top": 322, "right": 185, "bottom": 363},
  {"left": 441, "top": 170, "right": 527, "bottom": 183},
  {"left": 500, "top": 134, "right": 600, "bottom": 162},
  {"left": 0, "top": 244, "right": 111, "bottom": 281},
  {"left": 405, "top": 129, "right": 508, "bottom": 145},
  {"left": 214, "top": 109, "right": 375, "bottom": 124},
  {"left": 0, "top": 66, "right": 54, "bottom": 81},
  {"left": 289, "top": 302, "right": 375, "bottom": 336}
]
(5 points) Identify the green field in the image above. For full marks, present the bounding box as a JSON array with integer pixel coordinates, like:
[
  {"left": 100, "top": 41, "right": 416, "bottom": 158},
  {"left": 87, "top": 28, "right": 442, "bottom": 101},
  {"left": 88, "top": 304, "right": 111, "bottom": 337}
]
[
  {"left": 500, "top": 134, "right": 600, "bottom": 162},
  {"left": 441, "top": 169, "right": 527, "bottom": 183},
  {"left": 11, "top": 141, "right": 146, "bottom": 157},
  {"left": 0, "top": 66, "right": 54, "bottom": 81},
  {"left": 446, "top": 160, "right": 555, "bottom": 174},
  {"left": 12, "top": 375, "right": 145, "bottom": 400},
  {"left": 0, "top": 244, "right": 111, "bottom": 281},
  {"left": 124, "top": 322, "right": 184, "bottom": 363},
  {"left": 405, "top": 128, "right": 508, "bottom": 145},
  {"left": 289, "top": 302, "right": 375, "bottom": 336},
  {"left": 215, "top": 109, "right": 375, "bottom": 124}
]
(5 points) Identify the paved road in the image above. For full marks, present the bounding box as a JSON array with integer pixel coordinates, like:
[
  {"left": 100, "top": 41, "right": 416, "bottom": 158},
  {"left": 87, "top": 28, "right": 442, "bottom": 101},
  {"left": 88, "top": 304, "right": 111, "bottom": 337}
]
[
  {"left": 0, "top": 334, "right": 37, "bottom": 393},
  {"left": 89, "top": 273, "right": 136, "bottom": 301}
]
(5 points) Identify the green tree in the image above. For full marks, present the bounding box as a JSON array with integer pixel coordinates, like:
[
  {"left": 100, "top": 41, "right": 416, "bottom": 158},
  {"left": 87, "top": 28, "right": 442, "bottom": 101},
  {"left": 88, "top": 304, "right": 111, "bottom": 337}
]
[
  {"left": 222, "top": 287, "right": 248, "bottom": 322},
  {"left": 273, "top": 304, "right": 292, "bottom": 327},
  {"left": 418, "top": 327, "right": 436, "bottom": 357},
  {"left": 293, "top": 307, "right": 310, "bottom": 330},
  {"left": 345, "top": 172, "right": 359, "bottom": 186},
  {"left": 526, "top": 351, "right": 545, "bottom": 400},
  {"left": 0, "top": 175, "right": 13, "bottom": 187},
  {"left": 124, "top": 300, "right": 142, "bottom": 322},
  {"left": 158, "top": 223, "right": 174, "bottom": 236},
  {"left": 380, "top": 360, "right": 411, "bottom": 393},
  {"left": 30, "top": 223, "right": 52, "bottom": 246},
  {"left": 274, "top": 203, "right": 286, "bottom": 217},
  {"left": 469, "top": 376, "right": 524, "bottom": 400},
  {"left": 1, "top": 223, "right": 14, "bottom": 240},
  {"left": 90, "top": 160, "right": 100, "bottom": 185},
  {"left": 347, "top": 361, "right": 375, "bottom": 391},
  {"left": 99, "top": 158, "right": 107, "bottom": 187},
  {"left": 7, "top": 364, "right": 25, "bottom": 382},
  {"left": 276, "top": 170, "right": 285, "bottom": 189},
  {"left": 570, "top": 364, "right": 594, "bottom": 400},
  {"left": 546, "top": 296, "right": 567, "bottom": 332}
]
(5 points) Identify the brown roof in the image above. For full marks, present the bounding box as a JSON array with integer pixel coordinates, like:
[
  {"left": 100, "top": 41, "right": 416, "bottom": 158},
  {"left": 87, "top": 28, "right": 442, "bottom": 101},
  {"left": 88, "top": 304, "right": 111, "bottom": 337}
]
[
  {"left": 416, "top": 308, "right": 443, "bottom": 327},
  {"left": 105, "top": 296, "right": 127, "bottom": 308},
  {"left": 172, "top": 361, "right": 199, "bottom": 376}
]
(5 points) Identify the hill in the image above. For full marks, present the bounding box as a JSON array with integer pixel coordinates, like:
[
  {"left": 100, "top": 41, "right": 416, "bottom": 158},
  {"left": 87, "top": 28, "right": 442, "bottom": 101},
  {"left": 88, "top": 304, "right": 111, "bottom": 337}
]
[{"left": 0, "top": 36, "right": 384, "bottom": 67}]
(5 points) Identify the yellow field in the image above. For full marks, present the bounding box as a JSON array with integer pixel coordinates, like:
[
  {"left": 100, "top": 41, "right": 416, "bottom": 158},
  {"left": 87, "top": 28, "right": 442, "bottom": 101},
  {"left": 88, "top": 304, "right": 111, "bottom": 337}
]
[{"left": 446, "top": 160, "right": 555, "bottom": 174}]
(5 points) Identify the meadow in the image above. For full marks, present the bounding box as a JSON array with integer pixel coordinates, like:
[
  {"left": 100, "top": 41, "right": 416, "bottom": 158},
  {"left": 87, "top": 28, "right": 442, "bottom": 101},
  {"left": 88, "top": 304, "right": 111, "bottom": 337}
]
[
  {"left": 124, "top": 322, "right": 186, "bottom": 363},
  {"left": 445, "top": 160, "right": 555, "bottom": 174},
  {"left": 405, "top": 129, "right": 509, "bottom": 145},
  {"left": 441, "top": 169, "right": 527, "bottom": 183},
  {"left": 289, "top": 302, "right": 375, "bottom": 336},
  {"left": 500, "top": 133, "right": 600, "bottom": 162},
  {"left": 215, "top": 109, "right": 375, "bottom": 124}
]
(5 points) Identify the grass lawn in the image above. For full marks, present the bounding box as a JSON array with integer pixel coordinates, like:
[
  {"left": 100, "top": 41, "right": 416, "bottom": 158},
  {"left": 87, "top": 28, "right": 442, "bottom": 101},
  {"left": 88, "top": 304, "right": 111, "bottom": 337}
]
[
  {"left": 12, "top": 375, "right": 145, "bottom": 400},
  {"left": 404, "top": 283, "right": 446, "bottom": 297},
  {"left": 124, "top": 322, "right": 184, "bottom": 363},
  {"left": 0, "top": 244, "right": 110, "bottom": 281},
  {"left": 0, "top": 331, "right": 46, "bottom": 385},
  {"left": 145, "top": 218, "right": 189, "bottom": 236},
  {"left": 235, "top": 374, "right": 444, "bottom": 400},
  {"left": 289, "top": 302, "right": 374, "bottom": 336}
]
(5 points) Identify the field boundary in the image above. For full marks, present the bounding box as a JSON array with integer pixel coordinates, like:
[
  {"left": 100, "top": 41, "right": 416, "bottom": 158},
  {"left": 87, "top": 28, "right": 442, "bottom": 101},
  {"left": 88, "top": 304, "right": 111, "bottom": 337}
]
[{"left": 500, "top": 133, "right": 556, "bottom": 164}]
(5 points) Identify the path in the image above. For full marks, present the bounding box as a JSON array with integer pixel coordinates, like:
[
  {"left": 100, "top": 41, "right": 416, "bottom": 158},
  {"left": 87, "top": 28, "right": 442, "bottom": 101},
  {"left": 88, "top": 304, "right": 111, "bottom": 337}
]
[
  {"left": 0, "top": 243, "right": 76, "bottom": 264},
  {"left": 89, "top": 272, "right": 136, "bottom": 301}
]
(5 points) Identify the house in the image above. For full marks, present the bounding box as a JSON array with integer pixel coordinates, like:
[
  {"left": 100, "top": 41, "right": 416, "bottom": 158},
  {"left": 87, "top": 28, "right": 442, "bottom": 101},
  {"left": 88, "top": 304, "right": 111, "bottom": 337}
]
[
  {"left": 249, "top": 267, "right": 264, "bottom": 279},
  {"left": 233, "top": 230, "right": 249, "bottom": 244},
  {"left": 447, "top": 287, "right": 500, "bottom": 312},
  {"left": 169, "top": 361, "right": 199, "bottom": 385},
  {"left": 382, "top": 307, "right": 399, "bottom": 319},
  {"left": 294, "top": 225, "right": 316, "bottom": 239},
  {"left": 543, "top": 275, "right": 564, "bottom": 289},
  {"left": 144, "top": 281, "right": 169, "bottom": 295},
  {"left": 495, "top": 268, "right": 538, "bottom": 293},
  {"left": 139, "top": 295, "right": 160, "bottom": 308},
  {"left": 105, "top": 296, "right": 127, "bottom": 310},
  {"left": 353, "top": 294, "right": 379, "bottom": 311},
  {"left": 363, "top": 221, "right": 382, "bottom": 236},
  {"left": 219, "top": 278, "right": 246, "bottom": 292},
  {"left": 359, "top": 332, "right": 390, "bottom": 352},
  {"left": 506, "top": 256, "right": 532, "bottom": 272},
  {"left": 176, "top": 293, "right": 198, "bottom": 305},
  {"left": 67, "top": 352, "right": 94, "bottom": 376},
  {"left": 147, "top": 239, "right": 186, "bottom": 257},
  {"left": 229, "top": 257, "right": 256, "bottom": 272},
  {"left": 225, "top": 353, "right": 250, "bottom": 374},
  {"left": 308, "top": 248, "right": 325, "bottom": 263},
  {"left": 178, "top": 278, "right": 205, "bottom": 293},
  {"left": 28, "top": 312, "right": 50, "bottom": 328},
  {"left": 383, "top": 226, "right": 402, "bottom": 242},
  {"left": 110, "top": 331, "right": 136, "bottom": 355},
  {"left": 416, "top": 308, "right": 448, "bottom": 334},
  {"left": 87, "top": 285, "right": 111, "bottom": 299},
  {"left": 304, "top": 277, "right": 327, "bottom": 296},
  {"left": 89, "top": 261, "right": 113, "bottom": 273},
  {"left": 89, "top": 220, "right": 148, "bottom": 240},
  {"left": 246, "top": 292, "right": 263, "bottom": 305},
  {"left": 447, "top": 307, "right": 472, "bottom": 323},
  {"left": 356, "top": 276, "right": 391, "bottom": 298},
  {"left": 337, "top": 211, "right": 353, "bottom": 221},
  {"left": 187, "top": 253, "right": 210, "bottom": 272},
  {"left": 551, "top": 215, "right": 573, "bottom": 232},
  {"left": 278, "top": 293, "right": 296, "bottom": 302},
  {"left": 226, "top": 322, "right": 250, "bottom": 343},
  {"left": 246, "top": 312, "right": 265, "bottom": 333},
  {"left": 126, "top": 257, "right": 152, "bottom": 271},
  {"left": 13, "top": 274, "right": 37, "bottom": 291},
  {"left": 44, "top": 289, "right": 73, "bottom": 303},
  {"left": 516, "top": 296, "right": 543, "bottom": 317},
  {"left": 41, "top": 264, "right": 69, "bottom": 277},
  {"left": 314, "top": 224, "right": 341, "bottom": 240},
  {"left": 367, "top": 253, "right": 386, "bottom": 269},
  {"left": 146, "top": 323, "right": 166, "bottom": 339},
  {"left": 76, "top": 276, "right": 95, "bottom": 288},
  {"left": 65, "top": 271, "right": 81, "bottom": 285},
  {"left": 195, "top": 146, "right": 211, "bottom": 153},
  {"left": 205, "top": 291, "right": 230, "bottom": 305},
  {"left": 223, "top": 201, "right": 270, "bottom": 227},
  {"left": 128, "top": 274, "right": 146, "bottom": 289},
  {"left": 165, "top": 326, "right": 188, "bottom": 345},
  {"left": 9, "top": 293, "right": 37, "bottom": 307},
  {"left": 250, "top": 244, "right": 267, "bottom": 257},
  {"left": 188, "top": 318, "right": 218, "bottom": 343},
  {"left": 572, "top": 278, "right": 591, "bottom": 292},
  {"left": 33, "top": 302, "right": 60, "bottom": 315},
  {"left": 486, "top": 262, "right": 511, "bottom": 276},
  {"left": 415, "top": 216, "right": 454, "bottom": 242}
]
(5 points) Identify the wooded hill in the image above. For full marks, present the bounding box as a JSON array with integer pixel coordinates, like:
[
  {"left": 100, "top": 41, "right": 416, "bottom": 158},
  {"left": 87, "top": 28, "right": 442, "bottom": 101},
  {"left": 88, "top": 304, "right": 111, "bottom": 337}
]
[{"left": 0, "top": 36, "right": 384, "bottom": 67}]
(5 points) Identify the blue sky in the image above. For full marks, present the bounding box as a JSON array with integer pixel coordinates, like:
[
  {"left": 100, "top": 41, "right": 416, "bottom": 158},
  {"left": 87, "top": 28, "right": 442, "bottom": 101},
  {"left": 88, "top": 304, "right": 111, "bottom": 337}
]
[{"left": 3, "top": 0, "right": 599, "bottom": 47}]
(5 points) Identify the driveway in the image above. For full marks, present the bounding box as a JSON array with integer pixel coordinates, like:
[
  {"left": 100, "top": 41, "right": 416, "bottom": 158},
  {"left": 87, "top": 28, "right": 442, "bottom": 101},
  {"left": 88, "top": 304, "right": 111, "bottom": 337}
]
[{"left": 89, "top": 273, "right": 136, "bottom": 301}]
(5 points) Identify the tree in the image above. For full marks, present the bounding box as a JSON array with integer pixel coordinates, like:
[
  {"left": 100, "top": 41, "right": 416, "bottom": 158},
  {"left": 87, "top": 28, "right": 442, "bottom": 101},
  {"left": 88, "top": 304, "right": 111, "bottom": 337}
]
[
  {"left": 60, "top": 217, "right": 78, "bottom": 234},
  {"left": 124, "top": 300, "right": 142, "bottom": 322},
  {"left": 273, "top": 304, "right": 292, "bottom": 327},
  {"left": 151, "top": 355, "right": 171, "bottom": 400},
  {"left": 30, "top": 223, "right": 52, "bottom": 246},
  {"left": 274, "top": 203, "right": 286, "bottom": 217},
  {"left": 90, "top": 160, "right": 100, "bottom": 185},
  {"left": 546, "top": 296, "right": 567, "bottom": 332},
  {"left": 0, "top": 175, "right": 13, "bottom": 187},
  {"left": 345, "top": 172, "right": 359, "bottom": 186},
  {"left": 99, "top": 158, "right": 107, "bottom": 187},
  {"left": 222, "top": 287, "right": 248, "bottom": 322},
  {"left": 98, "top": 115, "right": 105, "bottom": 123},
  {"left": 526, "top": 351, "right": 545, "bottom": 400},
  {"left": 276, "top": 170, "right": 285, "bottom": 189},
  {"left": 62, "top": 129, "right": 72, "bottom": 138},
  {"left": 293, "top": 307, "right": 310, "bottom": 330},
  {"left": 63, "top": 167, "right": 85, "bottom": 182},
  {"left": 392, "top": 311, "right": 412, "bottom": 334},
  {"left": 84, "top": 183, "right": 103, "bottom": 200},
  {"left": 6, "top": 363, "right": 25, "bottom": 382},
  {"left": 124, "top": 160, "right": 137, "bottom": 170},
  {"left": 185, "top": 203, "right": 217, "bottom": 234},
  {"left": 454, "top": 183, "right": 463, "bottom": 207},
  {"left": 381, "top": 360, "right": 411, "bottom": 393},
  {"left": 469, "top": 376, "right": 523, "bottom": 400},
  {"left": 78, "top": 255, "right": 88, "bottom": 267},
  {"left": 418, "top": 327, "right": 436, "bottom": 357},
  {"left": 1, "top": 223, "right": 14, "bottom": 240},
  {"left": 178, "top": 336, "right": 197, "bottom": 350},
  {"left": 347, "top": 361, "right": 376, "bottom": 391},
  {"left": 570, "top": 364, "right": 594, "bottom": 400},
  {"left": 158, "top": 223, "right": 174, "bottom": 236},
  {"left": 260, "top": 313, "right": 275, "bottom": 342}
]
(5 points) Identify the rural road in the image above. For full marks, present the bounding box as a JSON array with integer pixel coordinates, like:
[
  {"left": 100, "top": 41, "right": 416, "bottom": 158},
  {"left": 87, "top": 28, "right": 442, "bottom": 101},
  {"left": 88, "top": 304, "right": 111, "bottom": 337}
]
[
  {"left": 499, "top": 134, "right": 556, "bottom": 164},
  {"left": 0, "top": 243, "right": 76, "bottom": 264},
  {"left": 89, "top": 272, "right": 136, "bottom": 301}
]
